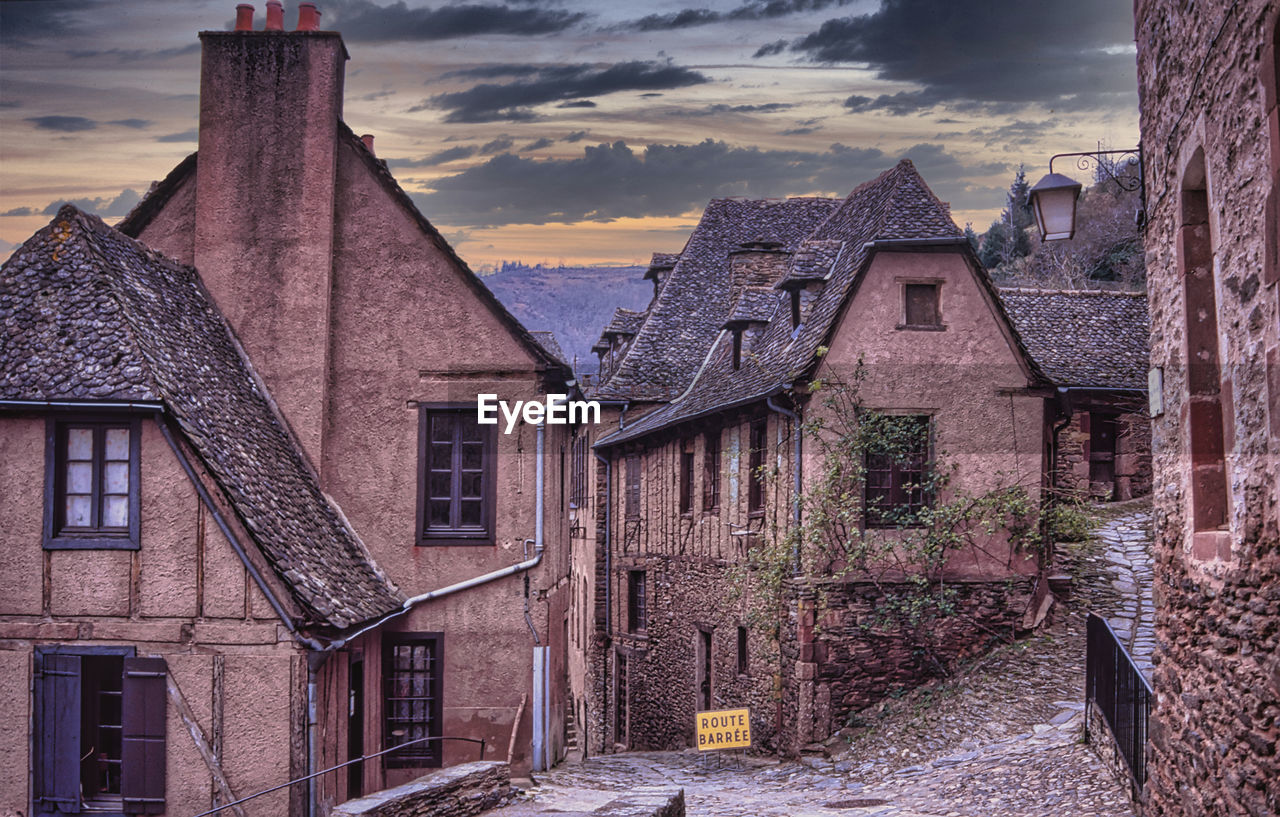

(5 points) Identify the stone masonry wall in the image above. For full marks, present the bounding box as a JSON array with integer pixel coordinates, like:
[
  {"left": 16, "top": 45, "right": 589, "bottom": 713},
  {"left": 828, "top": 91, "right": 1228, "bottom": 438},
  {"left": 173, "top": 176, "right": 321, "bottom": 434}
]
[
  {"left": 779, "top": 578, "right": 1036, "bottom": 755},
  {"left": 1056, "top": 410, "right": 1153, "bottom": 501},
  {"left": 1135, "top": 1, "right": 1280, "bottom": 816},
  {"left": 331, "top": 761, "right": 513, "bottom": 817}
]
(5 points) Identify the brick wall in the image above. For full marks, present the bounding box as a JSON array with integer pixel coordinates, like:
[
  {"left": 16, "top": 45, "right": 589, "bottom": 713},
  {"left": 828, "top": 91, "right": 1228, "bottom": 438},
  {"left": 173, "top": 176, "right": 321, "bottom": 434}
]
[{"left": 1135, "top": 1, "right": 1280, "bottom": 815}]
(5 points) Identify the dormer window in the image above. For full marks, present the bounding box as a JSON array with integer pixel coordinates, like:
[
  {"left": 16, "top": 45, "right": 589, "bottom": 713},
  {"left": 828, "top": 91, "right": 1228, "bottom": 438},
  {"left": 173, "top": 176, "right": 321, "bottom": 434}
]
[{"left": 900, "top": 281, "right": 943, "bottom": 329}]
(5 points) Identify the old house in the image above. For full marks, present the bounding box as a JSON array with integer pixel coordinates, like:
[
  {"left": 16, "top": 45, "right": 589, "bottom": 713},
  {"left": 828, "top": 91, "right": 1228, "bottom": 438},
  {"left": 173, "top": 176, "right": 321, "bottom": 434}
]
[
  {"left": 1000, "top": 288, "right": 1153, "bottom": 501},
  {"left": 576, "top": 161, "right": 1058, "bottom": 755},
  {"left": 0, "top": 3, "right": 574, "bottom": 815},
  {"left": 1134, "top": 1, "right": 1279, "bottom": 815}
]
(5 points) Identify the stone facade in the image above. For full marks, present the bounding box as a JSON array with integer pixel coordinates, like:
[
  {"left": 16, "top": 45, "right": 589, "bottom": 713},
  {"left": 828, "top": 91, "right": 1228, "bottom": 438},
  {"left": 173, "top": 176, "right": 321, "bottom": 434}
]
[
  {"left": 1055, "top": 408, "right": 1153, "bottom": 501},
  {"left": 1134, "top": 1, "right": 1280, "bottom": 815}
]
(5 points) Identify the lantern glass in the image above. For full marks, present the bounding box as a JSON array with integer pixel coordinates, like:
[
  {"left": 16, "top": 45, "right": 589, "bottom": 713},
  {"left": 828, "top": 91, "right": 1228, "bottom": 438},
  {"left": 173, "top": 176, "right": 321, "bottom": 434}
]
[{"left": 1030, "top": 173, "right": 1083, "bottom": 241}]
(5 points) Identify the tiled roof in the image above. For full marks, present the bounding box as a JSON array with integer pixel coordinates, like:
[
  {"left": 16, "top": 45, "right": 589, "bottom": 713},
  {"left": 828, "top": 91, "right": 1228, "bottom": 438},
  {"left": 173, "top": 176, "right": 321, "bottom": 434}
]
[
  {"left": 530, "top": 331, "right": 568, "bottom": 366},
  {"left": 643, "top": 252, "right": 680, "bottom": 281},
  {"left": 591, "top": 196, "right": 841, "bottom": 401},
  {"left": 599, "top": 160, "right": 1018, "bottom": 446},
  {"left": 998, "top": 288, "right": 1149, "bottom": 389},
  {"left": 604, "top": 307, "right": 646, "bottom": 337},
  {"left": 0, "top": 207, "right": 403, "bottom": 630},
  {"left": 724, "top": 288, "right": 779, "bottom": 327}
]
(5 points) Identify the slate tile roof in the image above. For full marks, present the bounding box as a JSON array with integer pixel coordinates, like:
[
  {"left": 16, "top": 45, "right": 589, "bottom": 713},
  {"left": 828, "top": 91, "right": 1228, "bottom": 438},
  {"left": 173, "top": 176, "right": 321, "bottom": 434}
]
[
  {"left": 0, "top": 207, "right": 403, "bottom": 630},
  {"left": 597, "top": 160, "right": 1032, "bottom": 446},
  {"left": 604, "top": 307, "right": 646, "bottom": 337},
  {"left": 997, "top": 288, "right": 1149, "bottom": 389},
  {"left": 530, "top": 331, "right": 568, "bottom": 366},
  {"left": 591, "top": 196, "right": 841, "bottom": 401},
  {"left": 724, "top": 288, "right": 780, "bottom": 327}
]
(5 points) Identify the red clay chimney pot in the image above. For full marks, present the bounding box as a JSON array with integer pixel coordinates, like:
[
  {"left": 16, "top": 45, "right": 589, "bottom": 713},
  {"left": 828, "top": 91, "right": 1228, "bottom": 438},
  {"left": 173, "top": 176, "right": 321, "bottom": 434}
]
[
  {"left": 265, "top": 0, "right": 284, "bottom": 30},
  {"left": 234, "top": 4, "right": 254, "bottom": 31},
  {"left": 297, "top": 3, "right": 321, "bottom": 31},
  {"left": 361, "top": 134, "right": 375, "bottom": 155}
]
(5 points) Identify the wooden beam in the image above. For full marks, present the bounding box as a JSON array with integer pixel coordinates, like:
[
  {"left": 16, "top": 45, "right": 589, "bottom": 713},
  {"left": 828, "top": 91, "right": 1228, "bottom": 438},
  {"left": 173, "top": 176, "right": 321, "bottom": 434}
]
[{"left": 166, "top": 667, "right": 246, "bottom": 817}]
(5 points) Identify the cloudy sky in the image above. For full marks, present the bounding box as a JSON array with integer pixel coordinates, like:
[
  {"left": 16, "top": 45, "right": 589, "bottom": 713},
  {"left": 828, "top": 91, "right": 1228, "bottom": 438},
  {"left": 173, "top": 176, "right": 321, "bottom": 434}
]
[{"left": 0, "top": 0, "right": 1140, "bottom": 267}]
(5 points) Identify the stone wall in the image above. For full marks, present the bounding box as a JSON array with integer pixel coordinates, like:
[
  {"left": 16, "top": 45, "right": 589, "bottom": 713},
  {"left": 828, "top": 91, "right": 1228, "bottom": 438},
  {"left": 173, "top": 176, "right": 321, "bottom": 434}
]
[
  {"left": 1134, "top": 1, "right": 1280, "bottom": 815},
  {"left": 332, "top": 761, "right": 513, "bottom": 817},
  {"left": 1055, "top": 409, "right": 1153, "bottom": 501},
  {"left": 779, "top": 578, "right": 1036, "bottom": 755}
]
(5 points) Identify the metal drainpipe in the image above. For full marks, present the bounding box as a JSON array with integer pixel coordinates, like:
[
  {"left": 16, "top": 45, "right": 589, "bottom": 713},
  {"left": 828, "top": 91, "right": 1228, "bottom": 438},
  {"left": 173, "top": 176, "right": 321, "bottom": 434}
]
[
  {"left": 1047, "top": 387, "right": 1074, "bottom": 569},
  {"left": 531, "top": 419, "right": 548, "bottom": 771},
  {"left": 765, "top": 395, "right": 803, "bottom": 574},
  {"left": 592, "top": 449, "right": 612, "bottom": 752}
]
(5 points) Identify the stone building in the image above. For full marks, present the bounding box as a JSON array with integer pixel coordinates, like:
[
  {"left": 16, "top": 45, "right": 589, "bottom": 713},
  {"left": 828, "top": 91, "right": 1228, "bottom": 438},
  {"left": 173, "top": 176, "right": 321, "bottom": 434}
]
[
  {"left": 1134, "top": 1, "right": 1280, "bottom": 815},
  {"left": 0, "top": 4, "right": 573, "bottom": 815},
  {"left": 576, "top": 162, "right": 1058, "bottom": 756},
  {"left": 1000, "top": 288, "right": 1153, "bottom": 501}
]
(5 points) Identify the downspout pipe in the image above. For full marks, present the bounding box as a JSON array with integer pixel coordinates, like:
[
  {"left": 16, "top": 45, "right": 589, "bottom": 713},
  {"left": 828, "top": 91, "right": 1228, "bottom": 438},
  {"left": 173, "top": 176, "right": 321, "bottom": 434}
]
[
  {"left": 766, "top": 395, "right": 803, "bottom": 575},
  {"left": 531, "top": 419, "right": 548, "bottom": 771},
  {"left": 1046, "top": 387, "right": 1074, "bottom": 570}
]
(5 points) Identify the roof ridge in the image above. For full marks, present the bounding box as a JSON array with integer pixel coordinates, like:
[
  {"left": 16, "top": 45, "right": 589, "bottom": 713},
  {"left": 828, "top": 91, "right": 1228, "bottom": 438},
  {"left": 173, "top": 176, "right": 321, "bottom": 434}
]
[{"left": 998, "top": 286, "right": 1147, "bottom": 297}]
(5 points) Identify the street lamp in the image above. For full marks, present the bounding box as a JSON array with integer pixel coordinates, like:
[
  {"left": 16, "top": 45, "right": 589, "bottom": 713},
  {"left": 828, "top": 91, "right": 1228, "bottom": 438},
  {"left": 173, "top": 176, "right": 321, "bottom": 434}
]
[
  {"left": 1029, "top": 148, "right": 1145, "bottom": 242},
  {"left": 1029, "top": 173, "right": 1083, "bottom": 241}
]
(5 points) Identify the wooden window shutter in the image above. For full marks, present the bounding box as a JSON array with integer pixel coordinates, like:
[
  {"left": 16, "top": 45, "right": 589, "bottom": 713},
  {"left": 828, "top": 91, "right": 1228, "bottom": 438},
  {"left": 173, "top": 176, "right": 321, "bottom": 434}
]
[
  {"left": 36, "top": 653, "right": 81, "bottom": 815},
  {"left": 121, "top": 657, "right": 167, "bottom": 814}
]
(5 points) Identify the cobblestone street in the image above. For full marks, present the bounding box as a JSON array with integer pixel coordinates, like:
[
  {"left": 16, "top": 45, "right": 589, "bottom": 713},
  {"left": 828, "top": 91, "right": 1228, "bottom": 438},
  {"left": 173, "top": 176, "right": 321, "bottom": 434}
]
[{"left": 497, "top": 503, "right": 1155, "bottom": 817}]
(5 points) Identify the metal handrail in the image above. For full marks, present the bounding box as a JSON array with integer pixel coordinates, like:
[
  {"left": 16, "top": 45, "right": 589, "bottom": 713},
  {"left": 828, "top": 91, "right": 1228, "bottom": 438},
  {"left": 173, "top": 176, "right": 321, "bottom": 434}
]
[
  {"left": 1085, "top": 612, "right": 1152, "bottom": 793},
  {"left": 188, "top": 735, "right": 487, "bottom": 817}
]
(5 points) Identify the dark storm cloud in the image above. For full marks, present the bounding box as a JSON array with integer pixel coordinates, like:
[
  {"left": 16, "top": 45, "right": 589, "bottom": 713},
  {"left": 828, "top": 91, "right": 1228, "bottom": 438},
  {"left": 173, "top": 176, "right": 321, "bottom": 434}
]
[
  {"left": 671, "top": 102, "right": 796, "bottom": 117},
  {"left": 753, "top": 39, "right": 789, "bottom": 58},
  {"left": 422, "top": 61, "right": 709, "bottom": 123},
  {"left": 479, "top": 138, "right": 515, "bottom": 154},
  {"left": 17, "top": 189, "right": 143, "bottom": 218},
  {"left": 65, "top": 44, "right": 200, "bottom": 61},
  {"left": 623, "top": 0, "right": 856, "bottom": 32},
  {"left": 390, "top": 145, "right": 478, "bottom": 168},
  {"left": 107, "top": 119, "right": 151, "bottom": 129},
  {"left": 25, "top": 116, "right": 97, "bottom": 132},
  {"left": 412, "top": 138, "right": 993, "bottom": 226},
  {"left": 156, "top": 129, "right": 198, "bottom": 143},
  {"left": 323, "top": 0, "right": 585, "bottom": 43},
  {"left": 556, "top": 100, "right": 597, "bottom": 108},
  {"left": 522, "top": 138, "right": 554, "bottom": 152},
  {"left": 792, "top": 0, "right": 1136, "bottom": 114},
  {"left": 564, "top": 131, "right": 590, "bottom": 142},
  {"left": 0, "top": 0, "right": 96, "bottom": 45}
]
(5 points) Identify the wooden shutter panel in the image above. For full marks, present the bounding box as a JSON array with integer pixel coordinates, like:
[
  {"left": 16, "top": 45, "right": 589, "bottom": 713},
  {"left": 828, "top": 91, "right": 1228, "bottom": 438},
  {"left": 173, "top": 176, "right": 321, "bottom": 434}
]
[
  {"left": 121, "top": 657, "right": 166, "bottom": 814},
  {"left": 36, "top": 653, "right": 81, "bottom": 815}
]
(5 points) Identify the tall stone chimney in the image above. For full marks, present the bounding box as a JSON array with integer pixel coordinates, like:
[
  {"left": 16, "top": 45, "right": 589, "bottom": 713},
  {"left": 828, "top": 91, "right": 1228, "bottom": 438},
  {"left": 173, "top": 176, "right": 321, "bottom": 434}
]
[{"left": 193, "top": 5, "right": 348, "bottom": 467}]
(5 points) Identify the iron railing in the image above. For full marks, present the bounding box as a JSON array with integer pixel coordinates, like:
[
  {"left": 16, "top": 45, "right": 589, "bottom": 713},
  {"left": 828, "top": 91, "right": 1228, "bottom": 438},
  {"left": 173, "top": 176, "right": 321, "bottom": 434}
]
[
  {"left": 1085, "top": 612, "right": 1152, "bottom": 793},
  {"left": 188, "top": 735, "right": 487, "bottom": 817}
]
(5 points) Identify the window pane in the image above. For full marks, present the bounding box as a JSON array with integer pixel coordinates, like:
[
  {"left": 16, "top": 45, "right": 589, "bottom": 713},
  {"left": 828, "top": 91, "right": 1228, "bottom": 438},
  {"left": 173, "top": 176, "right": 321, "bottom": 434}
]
[
  {"left": 430, "top": 442, "right": 452, "bottom": 470},
  {"left": 430, "top": 415, "right": 454, "bottom": 442},
  {"left": 104, "top": 428, "right": 129, "bottom": 460},
  {"left": 461, "top": 442, "right": 483, "bottom": 470},
  {"left": 905, "top": 284, "right": 939, "bottom": 326},
  {"left": 67, "top": 462, "right": 93, "bottom": 494},
  {"left": 105, "top": 462, "right": 129, "bottom": 494},
  {"left": 459, "top": 419, "right": 483, "bottom": 443},
  {"left": 459, "top": 499, "right": 481, "bottom": 527},
  {"left": 460, "top": 472, "right": 482, "bottom": 499},
  {"left": 67, "top": 428, "right": 93, "bottom": 460},
  {"left": 103, "top": 495, "right": 129, "bottom": 527},
  {"left": 429, "top": 473, "right": 452, "bottom": 500},
  {"left": 66, "top": 495, "right": 92, "bottom": 527},
  {"left": 429, "top": 500, "right": 451, "bottom": 527}
]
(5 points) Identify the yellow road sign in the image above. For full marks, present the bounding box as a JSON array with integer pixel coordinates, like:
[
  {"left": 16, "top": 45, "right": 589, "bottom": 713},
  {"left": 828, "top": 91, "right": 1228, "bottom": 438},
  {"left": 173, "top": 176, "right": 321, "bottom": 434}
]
[{"left": 696, "top": 707, "right": 751, "bottom": 751}]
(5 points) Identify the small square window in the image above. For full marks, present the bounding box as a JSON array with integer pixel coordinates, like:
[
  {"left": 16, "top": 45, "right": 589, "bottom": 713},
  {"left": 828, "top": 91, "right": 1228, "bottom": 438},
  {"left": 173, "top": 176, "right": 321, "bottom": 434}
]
[
  {"left": 45, "top": 417, "right": 141, "bottom": 550},
  {"left": 903, "top": 283, "right": 941, "bottom": 328}
]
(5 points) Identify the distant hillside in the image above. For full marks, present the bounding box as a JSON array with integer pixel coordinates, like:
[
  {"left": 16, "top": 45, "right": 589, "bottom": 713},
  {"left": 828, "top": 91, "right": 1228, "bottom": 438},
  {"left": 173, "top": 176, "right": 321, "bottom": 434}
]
[{"left": 481, "top": 262, "right": 652, "bottom": 373}]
